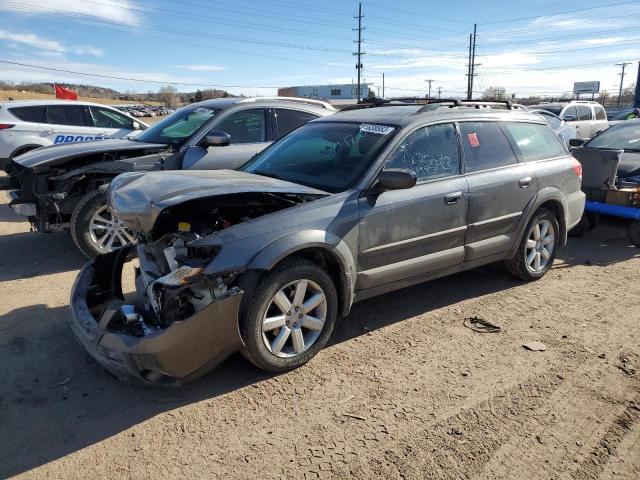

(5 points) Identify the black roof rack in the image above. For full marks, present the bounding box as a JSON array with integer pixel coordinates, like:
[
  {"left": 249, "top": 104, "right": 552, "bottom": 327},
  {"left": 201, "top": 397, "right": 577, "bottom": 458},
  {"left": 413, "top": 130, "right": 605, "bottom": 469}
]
[{"left": 342, "top": 97, "right": 520, "bottom": 112}]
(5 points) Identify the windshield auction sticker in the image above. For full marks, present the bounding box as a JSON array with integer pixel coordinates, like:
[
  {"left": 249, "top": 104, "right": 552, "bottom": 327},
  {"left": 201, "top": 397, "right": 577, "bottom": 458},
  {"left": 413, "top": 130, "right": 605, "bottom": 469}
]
[{"left": 359, "top": 124, "right": 395, "bottom": 135}]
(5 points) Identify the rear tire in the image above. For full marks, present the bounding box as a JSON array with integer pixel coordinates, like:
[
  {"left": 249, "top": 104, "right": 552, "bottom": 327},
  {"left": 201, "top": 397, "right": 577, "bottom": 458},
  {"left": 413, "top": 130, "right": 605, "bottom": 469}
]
[
  {"left": 568, "top": 213, "right": 590, "bottom": 238},
  {"left": 70, "top": 190, "right": 135, "bottom": 258},
  {"left": 505, "top": 209, "right": 559, "bottom": 281},
  {"left": 239, "top": 258, "right": 338, "bottom": 373},
  {"left": 628, "top": 221, "right": 640, "bottom": 248}
]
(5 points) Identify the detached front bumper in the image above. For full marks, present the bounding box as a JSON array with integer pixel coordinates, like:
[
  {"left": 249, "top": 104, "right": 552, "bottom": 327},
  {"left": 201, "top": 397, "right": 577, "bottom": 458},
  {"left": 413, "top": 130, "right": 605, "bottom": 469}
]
[{"left": 69, "top": 249, "right": 244, "bottom": 386}]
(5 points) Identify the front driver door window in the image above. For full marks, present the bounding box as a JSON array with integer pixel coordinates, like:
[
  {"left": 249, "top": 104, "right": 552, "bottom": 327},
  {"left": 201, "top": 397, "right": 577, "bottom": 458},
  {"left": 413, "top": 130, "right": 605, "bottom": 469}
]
[
  {"left": 216, "top": 109, "right": 266, "bottom": 144},
  {"left": 357, "top": 123, "right": 469, "bottom": 290},
  {"left": 182, "top": 109, "right": 269, "bottom": 170}
]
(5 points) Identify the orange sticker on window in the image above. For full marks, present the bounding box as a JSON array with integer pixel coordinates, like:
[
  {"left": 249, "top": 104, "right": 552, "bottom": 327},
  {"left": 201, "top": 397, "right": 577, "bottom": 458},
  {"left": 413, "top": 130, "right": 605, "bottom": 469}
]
[{"left": 468, "top": 132, "right": 480, "bottom": 147}]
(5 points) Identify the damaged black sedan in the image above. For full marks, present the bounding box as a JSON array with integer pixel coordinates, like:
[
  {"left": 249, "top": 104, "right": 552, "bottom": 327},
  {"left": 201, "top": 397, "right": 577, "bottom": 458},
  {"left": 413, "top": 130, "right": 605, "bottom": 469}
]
[
  {"left": 70, "top": 103, "right": 585, "bottom": 385},
  {"left": 1, "top": 97, "right": 333, "bottom": 257}
]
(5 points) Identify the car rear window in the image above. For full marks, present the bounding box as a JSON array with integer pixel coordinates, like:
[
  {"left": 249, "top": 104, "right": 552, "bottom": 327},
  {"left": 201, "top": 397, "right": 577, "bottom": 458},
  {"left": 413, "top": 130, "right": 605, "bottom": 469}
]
[
  {"left": 8, "top": 106, "right": 44, "bottom": 123},
  {"left": 594, "top": 106, "right": 607, "bottom": 120},
  {"left": 459, "top": 122, "right": 517, "bottom": 173},
  {"left": 45, "top": 105, "right": 88, "bottom": 126},
  {"left": 275, "top": 108, "right": 318, "bottom": 138},
  {"left": 502, "top": 122, "right": 567, "bottom": 161}
]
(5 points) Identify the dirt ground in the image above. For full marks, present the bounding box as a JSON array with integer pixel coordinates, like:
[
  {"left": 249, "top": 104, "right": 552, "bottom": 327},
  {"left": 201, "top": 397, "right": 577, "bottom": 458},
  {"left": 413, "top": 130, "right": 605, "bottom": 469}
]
[{"left": 1, "top": 186, "right": 639, "bottom": 480}]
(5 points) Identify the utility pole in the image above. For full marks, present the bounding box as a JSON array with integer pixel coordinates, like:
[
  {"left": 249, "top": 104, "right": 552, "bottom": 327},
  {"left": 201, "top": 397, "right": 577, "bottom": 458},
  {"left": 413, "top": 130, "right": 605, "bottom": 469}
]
[
  {"left": 617, "top": 62, "right": 632, "bottom": 108},
  {"left": 470, "top": 23, "right": 478, "bottom": 100},
  {"left": 437, "top": 86, "right": 442, "bottom": 99},
  {"left": 353, "top": 2, "right": 365, "bottom": 103},
  {"left": 634, "top": 62, "right": 640, "bottom": 108},
  {"left": 382, "top": 72, "right": 385, "bottom": 99},
  {"left": 466, "top": 34, "right": 472, "bottom": 100},
  {"left": 426, "top": 79, "right": 434, "bottom": 99}
]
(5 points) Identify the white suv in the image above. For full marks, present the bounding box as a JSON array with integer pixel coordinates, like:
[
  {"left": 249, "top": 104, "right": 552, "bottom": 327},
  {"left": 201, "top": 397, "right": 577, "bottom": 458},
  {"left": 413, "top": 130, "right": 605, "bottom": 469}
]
[
  {"left": 530, "top": 101, "right": 609, "bottom": 139},
  {"left": 0, "top": 100, "right": 148, "bottom": 170}
]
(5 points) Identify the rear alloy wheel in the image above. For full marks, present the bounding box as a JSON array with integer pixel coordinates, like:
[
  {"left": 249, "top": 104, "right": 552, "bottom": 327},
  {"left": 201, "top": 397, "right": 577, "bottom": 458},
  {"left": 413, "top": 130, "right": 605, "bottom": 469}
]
[
  {"left": 505, "top": 209, "right": 559, "bottom": 281},
  {"left": 240, "top": 258, "right": 338, "bottom": 372},
  {"left": 71, "top": 189, "right": 135, "bottom": 258}
]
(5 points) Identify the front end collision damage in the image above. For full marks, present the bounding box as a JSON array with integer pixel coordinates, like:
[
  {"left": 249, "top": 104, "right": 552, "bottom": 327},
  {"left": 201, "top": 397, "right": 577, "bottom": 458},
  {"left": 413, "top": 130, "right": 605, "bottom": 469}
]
[
  {"left": 69, "top": 245, "right": 244, "bottom": 386},
  {"left": 70, "top": 170, "right": 361, "bottom": 383},
  {"left": 3, "top": 143, "right": 168, "bottom": 232}
]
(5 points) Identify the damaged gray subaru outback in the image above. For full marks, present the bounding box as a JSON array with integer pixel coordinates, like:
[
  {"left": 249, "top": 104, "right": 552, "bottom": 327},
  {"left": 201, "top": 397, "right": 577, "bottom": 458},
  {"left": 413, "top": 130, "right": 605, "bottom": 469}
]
[{"left": 69, "top": 100, "right": 586, "bottom": 386}]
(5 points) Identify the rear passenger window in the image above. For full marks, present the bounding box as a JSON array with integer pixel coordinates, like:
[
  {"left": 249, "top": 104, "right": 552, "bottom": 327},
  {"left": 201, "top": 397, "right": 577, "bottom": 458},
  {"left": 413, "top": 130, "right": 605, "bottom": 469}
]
[
  {"left": 45, "top": 105, "right": 88, "bottom": 126},
  {"left": 9, "top": 106, "right": 44, "bottom": 123},
  {"left": 275, "top": 109, "right": 317, "bottom": 138},
  {"left": 502, "top": 122, "right": 567, "bottom": 161},
  {"left": 577, "top": 105, "right": 592, "bottom": 121},
  {"left": 595, "top": 106, "right": 607, "bottom": 120},
  {"left": 458, "top": 122, "right": 516, "bottom": 173},
  {"left": 385, "top": 123, "right": 460, "bottom": 181}
]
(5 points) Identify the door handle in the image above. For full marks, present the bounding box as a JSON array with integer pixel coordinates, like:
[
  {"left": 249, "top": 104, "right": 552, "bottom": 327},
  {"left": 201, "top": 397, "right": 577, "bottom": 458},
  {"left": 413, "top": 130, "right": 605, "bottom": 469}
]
[
  {"left": 519, "top": 176, "right": 533, "bottom": 188},
  {"left": 444, "top": 191, "right": 463, "bottom": 205},
  {"left": 42, "top": 130, "right": 58, "bottom": 135}
]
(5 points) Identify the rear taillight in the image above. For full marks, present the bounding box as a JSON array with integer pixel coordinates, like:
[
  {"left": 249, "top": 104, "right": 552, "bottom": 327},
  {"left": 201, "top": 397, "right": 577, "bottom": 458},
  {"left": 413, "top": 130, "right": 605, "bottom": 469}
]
[
  {"left": 571, "top": 158, "right": 583, "bottom": 179},
  {"left": 0, "top": 124, "right": 14, "bottom": 130}
]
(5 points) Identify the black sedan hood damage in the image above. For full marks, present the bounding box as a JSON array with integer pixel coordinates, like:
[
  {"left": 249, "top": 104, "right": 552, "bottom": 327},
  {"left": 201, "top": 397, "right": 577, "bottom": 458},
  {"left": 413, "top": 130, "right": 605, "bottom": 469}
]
[
  {"left": 13, "top": 138, "right": 167, "bottom": 172},
  {"left": 108, "top": 170, "right": 329, "bottom": 234}
]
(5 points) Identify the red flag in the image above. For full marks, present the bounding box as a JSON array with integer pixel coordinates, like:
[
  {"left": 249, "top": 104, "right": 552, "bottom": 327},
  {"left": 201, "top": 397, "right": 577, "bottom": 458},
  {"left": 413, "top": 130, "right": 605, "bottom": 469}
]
[{"left": 54, "top": 84, "right": 78, "bottom": 100}]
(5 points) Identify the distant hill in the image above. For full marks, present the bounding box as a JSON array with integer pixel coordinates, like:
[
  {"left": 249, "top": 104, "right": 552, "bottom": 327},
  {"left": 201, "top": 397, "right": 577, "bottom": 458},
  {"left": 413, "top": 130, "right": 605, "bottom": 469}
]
[{"left": 0, "top": 81, "right": 233, "bottom": 105}]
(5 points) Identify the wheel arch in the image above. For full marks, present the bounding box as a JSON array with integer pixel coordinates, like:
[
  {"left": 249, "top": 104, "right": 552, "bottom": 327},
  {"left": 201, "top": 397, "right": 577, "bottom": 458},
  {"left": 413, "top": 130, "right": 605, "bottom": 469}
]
[
  {"left": 530, "top": 189, "right": 567, "bottom": 246},
  {"left": 246, "top": 231, "right": 357, "bottom": 317},
  {"left": 10, "top": 143, "right": 47, "bottom": 158}
]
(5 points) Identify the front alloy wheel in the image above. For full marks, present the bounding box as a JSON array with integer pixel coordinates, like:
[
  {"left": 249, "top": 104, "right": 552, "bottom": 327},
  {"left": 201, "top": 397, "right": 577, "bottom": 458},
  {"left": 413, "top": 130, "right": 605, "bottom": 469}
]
[
  {"left": 89, "top": 204, "right": 135, "bottom": 253},
  {"left": 71, "top": 189, "right": 136, "bottom": 258},
  {"left": 240, "top": 257, "right": 338, "bottom": 372},
  {"left": 261, "top": 279, "right": 327, "bottom": 357}
]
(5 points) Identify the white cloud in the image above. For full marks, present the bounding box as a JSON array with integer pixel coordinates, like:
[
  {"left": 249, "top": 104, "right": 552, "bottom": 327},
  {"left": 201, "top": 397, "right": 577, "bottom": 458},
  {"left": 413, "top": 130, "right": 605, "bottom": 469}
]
[
  {"left": 0, "top": 0, "right": 139, "bottom": 23},
  {"left": 0, "top": 29, "right": 103, "bottom": 57},
  {"left": 174, "top": 64, "right": 227, "bottom": 72}
]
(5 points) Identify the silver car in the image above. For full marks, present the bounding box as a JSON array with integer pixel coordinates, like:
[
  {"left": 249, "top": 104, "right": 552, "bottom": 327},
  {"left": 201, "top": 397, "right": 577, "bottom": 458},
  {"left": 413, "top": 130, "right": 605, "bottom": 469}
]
[
  {"left": 69, "top": 100, "right": 586, "bottom": 385},
  {"left": 530, "top": 109, "right": 577, "bottom": 147},
  {"left": 2, "top": 97, "right": 334, "bottom": 257}
]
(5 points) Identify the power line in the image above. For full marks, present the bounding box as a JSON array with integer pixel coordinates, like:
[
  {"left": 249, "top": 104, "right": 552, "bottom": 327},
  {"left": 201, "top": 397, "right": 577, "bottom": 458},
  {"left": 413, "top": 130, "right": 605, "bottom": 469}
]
[
  {"left": 480, "top": 13, "right": 640, "bottom": 37},
  {"left": 478, "top": 0, "right": 640, "bottom": 25},
  {"left": 481, "top": 26, "right": 639, "bottom": 47},
  {"left": 0, "top": 58, "right": 282, "bottom": 89}
]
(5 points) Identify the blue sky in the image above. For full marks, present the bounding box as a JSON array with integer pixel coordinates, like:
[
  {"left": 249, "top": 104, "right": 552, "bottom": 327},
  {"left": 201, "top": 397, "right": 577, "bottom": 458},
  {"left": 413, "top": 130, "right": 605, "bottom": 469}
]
[{"left": 0, "top": 0, "right": 638, "bottom": 98}]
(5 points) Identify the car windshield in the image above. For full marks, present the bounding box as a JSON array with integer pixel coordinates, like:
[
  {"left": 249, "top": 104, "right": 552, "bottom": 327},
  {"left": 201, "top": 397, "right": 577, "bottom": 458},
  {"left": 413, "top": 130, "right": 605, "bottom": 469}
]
[
  {"left": 586, "top": 122, "right": 640, "bottom": 151},
  {"left": 133, "top": 106, "right": 219, "bottom": 147},
  {"left": 243, "top": 122, "right": 397, "bottom": 193},
  {"left": 531, "top": 105, "right": 562, "bottom": 116}
]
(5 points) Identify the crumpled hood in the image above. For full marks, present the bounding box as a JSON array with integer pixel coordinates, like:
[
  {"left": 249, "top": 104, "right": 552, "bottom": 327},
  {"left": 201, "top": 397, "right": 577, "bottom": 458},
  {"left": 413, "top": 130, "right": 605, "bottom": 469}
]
[
  {"left": 108, "top": 169, "right": 329, "bottom": 233},
  {"left": 13, "top": 138, "right": 167, "bottom": 172}
]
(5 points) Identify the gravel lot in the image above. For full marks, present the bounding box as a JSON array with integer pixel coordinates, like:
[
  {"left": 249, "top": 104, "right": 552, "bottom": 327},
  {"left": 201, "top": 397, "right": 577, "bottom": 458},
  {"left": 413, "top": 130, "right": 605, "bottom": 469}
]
[{"left": 1, "top": 184, "right": 639, "bottom": 479}]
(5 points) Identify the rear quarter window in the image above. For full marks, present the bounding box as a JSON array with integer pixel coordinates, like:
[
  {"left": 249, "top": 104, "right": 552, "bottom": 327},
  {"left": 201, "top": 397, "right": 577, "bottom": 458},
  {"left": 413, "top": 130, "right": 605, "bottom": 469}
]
[
  {"left": 502, "top": 122, "right": 567, "bottom": 162},
  {"left": 459, "top": 122, "right": 517, "bottom": 173},
  {"left": 8, "top": 106, "right": 44, "bottom": 123}
]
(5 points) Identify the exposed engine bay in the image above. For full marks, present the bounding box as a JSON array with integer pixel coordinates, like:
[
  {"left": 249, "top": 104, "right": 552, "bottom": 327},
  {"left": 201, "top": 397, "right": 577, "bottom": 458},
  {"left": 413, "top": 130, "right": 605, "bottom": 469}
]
[
  {"left": 92, "top": 192, "right": 313, "bottom": 336},
  {"left": 2, "top": 146, "right": 167, "bottom": 232}
]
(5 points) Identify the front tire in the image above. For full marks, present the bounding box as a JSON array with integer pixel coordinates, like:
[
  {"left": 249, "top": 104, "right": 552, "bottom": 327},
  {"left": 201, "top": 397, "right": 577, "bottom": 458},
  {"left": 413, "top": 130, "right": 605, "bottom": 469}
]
[
  {"left": 240, "top": 258, "right": 338, "bottom": 373},
  {"left": 70, "top": 190, "right": 135, "bottom": 258},
  {"left": 505, "top": 209, "right": 559, "bottom": 281}
]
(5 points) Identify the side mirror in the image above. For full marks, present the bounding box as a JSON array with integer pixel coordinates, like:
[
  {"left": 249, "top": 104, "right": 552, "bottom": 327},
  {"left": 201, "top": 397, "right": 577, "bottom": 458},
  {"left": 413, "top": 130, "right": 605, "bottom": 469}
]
[
  {"left": 563, "top": 114, "right": 576, "bottom": 122},
  {"left": 205, "top": 131, "right": 231, "bottom": 147},
  {"left": 132, "top": 121, "right": 141, "bottom": 130},
  {"left": 569, "top": 138, "right": 587, "bottom": 148},
  {"left": 376, "top": 169, "right": 417, "bottom": 191}
]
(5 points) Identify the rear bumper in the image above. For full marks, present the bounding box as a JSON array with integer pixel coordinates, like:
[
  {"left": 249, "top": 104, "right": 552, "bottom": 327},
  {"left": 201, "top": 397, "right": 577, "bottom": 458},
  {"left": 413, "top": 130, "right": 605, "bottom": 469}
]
[
  {"left": 69, "top": 249, "right": 244, "bottom": 386},
  {"left": 566, "top": 189, "right": 586, "bottom": 232}
]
